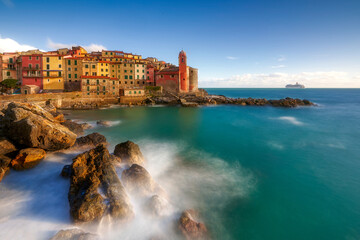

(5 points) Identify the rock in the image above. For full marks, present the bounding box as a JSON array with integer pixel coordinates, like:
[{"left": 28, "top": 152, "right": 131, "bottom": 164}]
[
  {"left": 178, "top": 210, "right": 208, "bottom": 240},
  {"left": 81, "top": 123, "right": 92, "bottom": 130},
  {"left": 61, "top": 120, "right": 86, "bottom": 135},
  {"left": 69, "top": 145, "right": 133, "bottom": 222},
  {"left": 121, "top": 164, "right": 160, "bottom": 197},
  {"left": 96, "top": 120, "right": 112, "bottom": 127},
  {"left": 144, "top": 195, "right": 169, "bottom": 217},
  {"left": 0, "top": 155, "right": 12, "bottom": 182},
  {"left": 182, "top": 102, "right": 199, "bottom": 107},
  {"left": 0, "top": 137, "right": 17, "bottom": 155},
  {"left": 114, "top": 141, "right": 145, "bottom": 166},
  {"left": 50, "top": 228, "right": 99, "bottom": 240},
  {"left": 2, "top": 102, "right": 77, "bottom": 151},
  {"left": 51, "top": 111, "right": 65, "bottom": 122},
  {"left": 73, "top": 133, "right": 107, "bottom": 149},
  {"left": 11, "top": 148, "right": 46, "bottom": 171},
  {"left": 61, "top": 165, "right": 71, "bottom": 178}
]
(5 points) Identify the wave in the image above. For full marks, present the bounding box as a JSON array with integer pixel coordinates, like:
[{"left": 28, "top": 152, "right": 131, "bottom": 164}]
[{"left": 275, "top": 116, "right": 304, "bottom": 126}]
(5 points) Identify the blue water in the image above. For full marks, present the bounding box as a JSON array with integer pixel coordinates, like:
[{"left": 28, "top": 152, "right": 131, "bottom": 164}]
[{"left": 1, "top": 88, "right": 359, "bottom": 240}]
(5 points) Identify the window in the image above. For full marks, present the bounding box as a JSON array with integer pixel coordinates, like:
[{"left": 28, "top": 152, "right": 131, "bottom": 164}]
[
  {"left": 92, "top": 65, "right": 95, "bottom": 69},
  {"left": 47, "top": 64, "right": 50, "bottom": 70},
  {"left": 75, "top": 68, "right": 77, "bottom": 71},
  {"left": 124, "top": 64, "right": 127, "bottom": 67},
  {"left": 137, "top": 75, "right": 139, "bottom": 79},
  {"left": 59, "top": 72, "right": 62, "bottom": 77},
  {"left": 147, "top": 76, "right": 150, "bottom": 80},
  {"left": 129, "top": 91, "right": 131, "bottom": 94},
  {"left": 125, "top": 81, "right": 127, "bottom": 84},
  {"left": 46, "top": 57, "right": 50, "bottom": 63},
  {"left": 171, "top": 75, "right": 174, "bottom": 78},
  {"left": 113, "top": 81, "right": 115, "bottom": 85},
  {"left": 97, "top": 86, "right": 100, "bottom": 91},
  {"left": 68, "top": 74, "right": 71, "bottom": 78},
  {"left": 74, "top": 60, "right": 77, "bottom": 65},
  {"left": 68, "top": 60, "right": 71, "bottom": 65},
  {"left": 92, "top": 72, "right": 96, "bottom": 76},
  {"left": 130, "top": 81, "right": 133, "bottom": 84},
  {"left": 58, "top": 79, "right": 61, "bottom": 82},
  {"left": 142, "top": 75, "right": 145, "bottom": 79},
  {"left": 47, "top": 79, "right": 50, "bottom": 82},
  {"left": 137, "top": 64, "right": 139, "bottom": 67},
  {"left": 36, "top": 64, "right": 39, "bottom": 69},
  {"left": 129, "top": 76, "right": 133, "bottom": 80},
  {"left": 103, "top": 86, "right": 106, "bottom": 91},
  {"left": 103, "top": 80, "right": 106, "bottom": 83},
  {"left": 87, "top": 93, "right": 90, "bottom": 95},
  {"left": 130, "top": 70, "right": 133, "bottom": 73},
  {"left": 134, "top": 91, "right": 137, "bottom": 94},
  {"left": 125, "top": 75, "right": 128, "bottom": 79},
  {"left": 142, "top": 70, "right": 144, "bottom": 73},
  {"left": 97, "top": 80, "right": 99, "bottom": 84},
  {"left": 143, "top": 81, "right": 145, "bottom": 84},
  {"left": 87, "top": 80, "right": 90, "bottom": 84},
  {"left": 87, "top": 86, "right": 90, "bottom": 91},
  {"left": 101, "top": 69, "right": 104, "bottom": 72},
  {"left": 147, "top": 71, "right": 149, "bottom": 74},
  {"left": 9, "top": 58, "right": 13, "bottom": 63},
  {"left": 36, "top": 56, "right": 39, "bottom": 60},
  {"left": 59, "top": 57, "right": 61, "bottom": 60},
  {"left": 47, "top": 72, "right": 50, "bottom": 77},
  {"left": 7, "top": 71, "right": 10, "bottom": 76},
  {"left": 85, "top": 65, "right": 89, "bottom": 68},
  {"left": 124, "top": 70, "right": 127, "bottom": 73},
  {"left": 68, "top": 68, "right": 71, "bottom": 71},
  {"left": 29, "top": 64, "right": 32, "bottom": 68},
  {"left": 29, "top": 56, "right": 32, "bottom": 60},
  {"left": 59, "top": 64, "right": 62, "bottom": 68},
  {"left": 113, "top": 86, "right": 115, "bottom": 89},
  {"left": 75, "top": 74, "right": 77, "bottom": 78},
  {"left": 137, "top": 70, "right": 139, "bottom": 73},
  {"left": 139, "top": 91, "right": 142, "bottom": 94}
]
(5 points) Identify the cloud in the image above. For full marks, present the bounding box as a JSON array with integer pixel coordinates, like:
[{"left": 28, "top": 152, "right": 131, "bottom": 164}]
[
  {"left": 271, "top": 65, "right": 286, "bottom": 69},
  {"left": 0, "top": 36, "right": 38, "bottom": 53},
  {"left": 200, "top": 71, "right": 359, "bottom": 88},
  {"left": 226, "top": 56, "right": 238, "bottom": 60},
  {"left": 47, "top": 39, "right": 106, "bottom": 52},
  {"left": 1, "top": 0, "right": 14, "bottom": 7},
  {"left": 277, "top": 56, "right": 286, "bottom": 62}
]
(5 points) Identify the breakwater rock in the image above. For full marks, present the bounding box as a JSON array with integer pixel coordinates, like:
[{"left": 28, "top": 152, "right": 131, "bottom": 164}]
[
  {"left": 114, "top": 141, "right": 145, "bottom": 166},
  {"left": 149, "top": 95, "right": 314, "bottom": 107}
]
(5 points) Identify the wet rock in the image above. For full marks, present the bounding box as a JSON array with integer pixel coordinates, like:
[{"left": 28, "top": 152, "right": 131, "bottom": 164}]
[
  {"left": 114, "top": 141, "right": 145, "bottom": 166},
  {"left": 0, "top": 137, "right": 17, "bottom": 155},
  {"left": 11, "top": 148, "right": 46, "bottom": 171},
  {"left": 144, "top": 195, "right": 169, "bottom": 217},
  {"left": 96, "top": 120, "right": 112, "bottom": 127},
  {"left": 178, "top": 210, "right": 208, "bottom": 240},
  {"left": 61, "top": 165, "right": 71, "bottom": 178},
  {"left": 0, "top": 155, "right": 12, "bottom": 182},
  {"left": 61, "top": 120, "right": 86, "bottom": 135},
  {"left": 50, "top": 228, "right": 99, "bottom": 240},
  {"left": 69, "top": 145, "right": 133, "bottom": 222},
  {"left": 2, "top": 102, "right": 77, "bottom": 151},
  {"left": 73, "top": 133, "right": 107, "bottom": 149},
  {"left": 121, "top": 164, "right": 161, "bottom": 197}
]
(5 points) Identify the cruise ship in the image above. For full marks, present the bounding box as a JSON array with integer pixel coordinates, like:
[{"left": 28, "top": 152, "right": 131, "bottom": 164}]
[{"left": 285, "top": 82, "right": 305, "bottom": 89}]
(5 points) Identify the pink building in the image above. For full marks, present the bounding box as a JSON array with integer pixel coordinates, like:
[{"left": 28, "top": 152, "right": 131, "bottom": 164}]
[{"left": 20, "top": 54, "right": 43, "bottom": 89}]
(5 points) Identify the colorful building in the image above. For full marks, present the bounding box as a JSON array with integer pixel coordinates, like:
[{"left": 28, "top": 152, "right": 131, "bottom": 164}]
[
  {"left": 64, "top": 57, "right": 83, "bottom": 91},
  {"left": 1, "top": 53, "right": 18, "bottom": 81},
  {"left": 81, "top": 76, "right": 119, "bottom": 97},
  {"left": 42, "top": 54, "right": 64, "bottom": 91},
  {"left": 20, "top": 54, "right": 43, "bottom": 89}
]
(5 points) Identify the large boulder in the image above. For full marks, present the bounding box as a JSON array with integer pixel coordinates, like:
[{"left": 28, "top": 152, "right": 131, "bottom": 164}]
[
  {"left": 114, "top": 141, "right": 145, "bottom": 166},
  {"left": 69, "top": 145, "right": 133, "bottom": 222},
  {"left": 121, "top": 164, "right": 162, "bottom": 197},
  {"left": 178, "top": 210, "right": 208, "bottom": 240},
  {"left": 2, "top": 102, "right": 76, "bottom": 151},
  {"left": 50, "top": 228, "right": 99, "bottom": 240},
  {"left": 11, "top": 148, "right": 46, "bottom": 171},
  {"left": 73, "top": 132, "right": 107, "bottom": 149}
]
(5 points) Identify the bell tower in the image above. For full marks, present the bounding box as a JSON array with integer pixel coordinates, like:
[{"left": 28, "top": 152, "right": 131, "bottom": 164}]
[{"left": 179, "top": 50, "right": 188, "bottom": 92}]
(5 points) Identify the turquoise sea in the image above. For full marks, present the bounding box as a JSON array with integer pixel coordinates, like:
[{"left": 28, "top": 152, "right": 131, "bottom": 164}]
[{"left": 1, "top": 88, "right": 360, "bottom": 239}]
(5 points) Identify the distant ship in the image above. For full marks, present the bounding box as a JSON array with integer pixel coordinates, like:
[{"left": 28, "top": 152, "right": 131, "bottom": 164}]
[{"left": 285, "top": 82, "right": 305, "bottom": 89}]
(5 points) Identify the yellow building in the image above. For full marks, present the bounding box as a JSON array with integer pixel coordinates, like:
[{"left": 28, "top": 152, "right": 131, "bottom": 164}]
[
  {"left": 42, "top": 54, "right": 64, "bottom": 91},
  {"left": 81, "top": 76, "right": 119, "bottom": 97},
  {"left": 64, "top": 57, "right": 83, "bottom": 91}
]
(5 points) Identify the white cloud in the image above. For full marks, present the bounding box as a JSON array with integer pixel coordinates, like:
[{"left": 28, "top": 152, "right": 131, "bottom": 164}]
[
  {"left": 47, "top": 39, "right": 106, "bottom": 52},
  {"left": 1, "top": 0, "right": 14, "bottom": 7},
  {"left": 271, "top": 65, "right": 286, "bottom": 69},
  {"left": 277, "top": 56, "right": 286, "bottom": 62},
  {"left": 200, "top": 71, "right": 359, "bottom": 88},
  {"left": 0, "top": 36, "right": 38, "bottom": 53},
  {"left": 226, "top": 56, "right": 238, "bottom": 60}
]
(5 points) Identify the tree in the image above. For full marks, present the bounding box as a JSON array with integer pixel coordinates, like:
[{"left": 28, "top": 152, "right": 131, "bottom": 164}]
[{"left": 1, "top": 79, "right": 18, "bottom": 89}]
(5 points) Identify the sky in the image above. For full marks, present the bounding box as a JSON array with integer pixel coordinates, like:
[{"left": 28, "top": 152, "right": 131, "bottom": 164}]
[{"left": 0, "top": 0, "right": 359, "bottom": 88}]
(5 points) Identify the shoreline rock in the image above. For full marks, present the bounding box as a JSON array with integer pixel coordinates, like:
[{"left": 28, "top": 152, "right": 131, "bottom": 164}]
[
  {"left": 11, "top": 148, "right": 46, "bottom": 171},
  {"left": 178, "top": 209, "right": 208, "bottom": 240},
  {"left": 114, "top": 141, "right": 145, "bottom": 166},
  {"left": 72, "top": 132, "right": 107, "bottom": 149},
  {"left": 69, "top": 145, "right": 133, "bottom": 222},
  {"left": 50, "top": 228, "right": 99, "bottom": 240}
]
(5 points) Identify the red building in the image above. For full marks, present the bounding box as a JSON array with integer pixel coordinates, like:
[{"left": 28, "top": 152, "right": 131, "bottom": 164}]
[
  {"left": 20, "top": 54, "right": 43, "bottom": 89},
  {"left": 146, "top": 65, "right": 155, "bottom": 86},
  {"left": 155, "top": 67, "right": 180, "bottom": 93}
]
